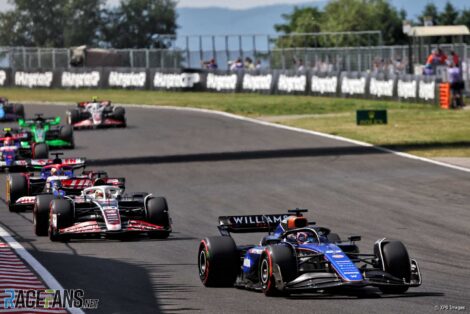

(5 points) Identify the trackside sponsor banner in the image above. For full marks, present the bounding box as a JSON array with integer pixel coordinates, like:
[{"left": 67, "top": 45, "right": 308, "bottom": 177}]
[
  {"left": 418, "top": 80, "right": 435, "bottom": 101},
  {"left": 109, "top": 71, "right": 146, "bottom": 88},
  {"left": 341, "top": 76, "right": 366, "bottom": 95},
  {"left": 242, "top": 74, "right": 272, "bottom": 91},
  {"left": 61, "top": 71, "right": 100, "bottom": 88},
  {"left": 15, "top": 71, "right": 53, "bottom": 88},
  {"left": 369, "top": 78, "right": 394, "bottom": 97},
  {"left": 277, "top": 74, "right": 307, "bottom": 93},
  {"left": 153, "top": 72, "right": 200, "bottom": 89},
  {"left": 206, "top": 73, "right": 238, "bottom": 91},
  {"left": 0, "top": 70, "right": 6, "bottom": 86},
  {"left": 311, "top": 75, "right": 337, "bottom": 94},
  {"left": 397, "top": 80, "right": 417, "bottom": 99}
]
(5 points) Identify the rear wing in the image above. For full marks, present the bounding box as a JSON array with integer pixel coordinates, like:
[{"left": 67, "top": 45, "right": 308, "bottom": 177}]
[
  {"left": 78, "top": 100, "right": 111, "bottom": 107},
  {"left": 218, "top": 214, "right": 291, "bottom": 235}
]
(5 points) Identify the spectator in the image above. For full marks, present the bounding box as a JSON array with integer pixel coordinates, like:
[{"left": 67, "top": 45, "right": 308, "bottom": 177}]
[
  {"left": 255, "top": 59, "right": 262, "bottom": 69},
  {"left": 229, "top": 58, "right": 243, "bottom": 71},
  {"left": 201, "top": 58, "right": 218, "bottom": 70},
  {"left": 447, "top": 62, "right": 465, "bottom": 109},
  {"left": 297, "top": 59, "right": 305, "bottom": 72},
  {"left": 438, "top": 48, "right": 447, "bottom": 65},
  {"left": 450, "top": 50, "right": 460, "bottom": 67},
  {"left": 244, "top": 57, "right": 255, "bottom": 70}
]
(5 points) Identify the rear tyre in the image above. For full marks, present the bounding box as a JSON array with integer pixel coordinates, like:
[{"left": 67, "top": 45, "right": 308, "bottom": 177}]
[
  {"left": 198, "top": 236, "right": 239, "bottom": 287},
  {"left": 59, "top": 125, "right": 74, "bottom": 148},
  {"left": 113, "top": 107, "right": 125, "bottom": 121},
  {"left": 32, "top": 143, "right": 49, "bottom": 159},
  {"left": 378, "top": 241, "right": 411, "bottom": 294},
  {"left": 7, "top": 174, "right": 28, "bottom": 212},
  {"left": 261, "top": 245, "right": 297, "bottom": 296},
  {"left": 13, "top": 104, "right": 25, "bottom": 119},
  {"left": 34, "top": 195, "right": 54, "bottom": 236},
  {"left": 68, "top": 109, "right": 80, "bottom": 125},
  {"left": 49, "top": 199, "right": 74, "bottom": 242},
  {"left": 146, "top": 197, "right": 170, "bottom": 239}
]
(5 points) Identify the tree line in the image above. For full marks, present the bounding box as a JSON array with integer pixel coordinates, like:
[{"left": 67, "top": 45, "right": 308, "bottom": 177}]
[
  {"left": 0, "top": 0, "right": 177, "bottom": 48},
  {"left": 274, "top": 0, "right": 470, "bottom": 48}
]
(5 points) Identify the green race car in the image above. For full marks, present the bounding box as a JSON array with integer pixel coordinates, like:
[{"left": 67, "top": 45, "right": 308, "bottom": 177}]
[{"left": 18, "top": 114, "right": 75, "bottom": 150}]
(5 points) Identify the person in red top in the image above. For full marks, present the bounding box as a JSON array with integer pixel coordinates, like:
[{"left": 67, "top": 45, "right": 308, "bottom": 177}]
[
  {"left": 450, "top": 50, "right": 459, "bottom": 67},
  {"left": 438, "top": 48, "right": 447, "bottom": 65}
]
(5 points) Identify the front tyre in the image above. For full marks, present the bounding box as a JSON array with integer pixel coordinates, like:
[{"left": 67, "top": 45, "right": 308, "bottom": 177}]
[
  {"left": 49, "top": 199, "right": 74, "bottom": 242},
  {"left": 198, "top": 236, "right": 238, "bottom": 287},
  {"left": 377, "top": 240, "right": 411, "bottom": 294},
  {"left": 32, "top": 143, "right": 49, "bottom": 159},
  {"left": 34, "top": 195, "right": 54, "bottom": 236},
  {"left": 260, "top": 245, "right": 297, "bottom": 296},
  {"left": 7, "top": 174, "right": 28, "bottom": 212},
  {"left": 146, "top": 197, "right": 171, "bottom": 239}
]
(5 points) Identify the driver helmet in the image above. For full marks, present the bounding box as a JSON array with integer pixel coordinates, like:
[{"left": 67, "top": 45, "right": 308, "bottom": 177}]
[
  {"left": 95, "top": 190, "right": 104, "bottom": 199},
  {"left": 296, "top": 231, "right": 309, "bottom": 244},
  {"left": 50, "top": 167, "right": 58, "bottom": 176},
  {"left": 92, "top": 96, "right": 99, "bottom": 102}
]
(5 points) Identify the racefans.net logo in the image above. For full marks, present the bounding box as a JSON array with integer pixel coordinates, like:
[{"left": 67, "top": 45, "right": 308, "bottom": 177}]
[{"left": 2, "top": 288, "right": 99, "bottom": 310}]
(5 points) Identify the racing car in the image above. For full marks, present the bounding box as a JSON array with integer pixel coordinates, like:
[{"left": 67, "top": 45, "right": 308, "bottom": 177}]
[
  {"left": 18, "top": 114, "right": 74, "bottom": 149},
  {"left": 34, "top": 185, "right": 171, "bottom": 241},
  {"left": 198, "top": 209, "right": 421, "bottom": 296},
  {"left": 0, "top": 128, "right": 49, "bottom": 170},
  {"left": 67, "top": 98, "right": 126, "bottom": 129},
  {"left": 6, "top": 153, "right": 125, "bottom": 214},
  {"left": 0, "top": 97, "right": 25, "bottom": 121}
]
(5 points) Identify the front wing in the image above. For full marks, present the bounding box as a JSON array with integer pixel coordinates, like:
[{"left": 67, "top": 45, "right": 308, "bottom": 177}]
[
  {"left": 71, "top": 118, "right": 126, "bottom": 129},
  {"left": 58, "top": 220, "right": 170, "bottom": 236}
]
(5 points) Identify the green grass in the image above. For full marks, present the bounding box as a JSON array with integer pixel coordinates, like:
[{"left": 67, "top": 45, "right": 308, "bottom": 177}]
[
  {"left": 0, "top": 87, "right": 431, "bottom": 116},
  {"left": 1, "top": 87, "right": 469, "bottom": 157}
]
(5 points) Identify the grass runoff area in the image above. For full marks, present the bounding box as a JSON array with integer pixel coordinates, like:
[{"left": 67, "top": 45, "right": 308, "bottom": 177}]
[{"left": 2, "top": 87, "right": 470, "bottom": 158}]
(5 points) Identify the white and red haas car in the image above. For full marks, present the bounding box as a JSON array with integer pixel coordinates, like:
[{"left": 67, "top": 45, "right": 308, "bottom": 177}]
[
  {"left": 7, "top": 157, "right": 125, "bottom": 212},
  {"left": 67, "top": 99, "right": 126, "bottom": 129},
  {"left": 33, "top": 186, "right": 171, "bottom": 241}
]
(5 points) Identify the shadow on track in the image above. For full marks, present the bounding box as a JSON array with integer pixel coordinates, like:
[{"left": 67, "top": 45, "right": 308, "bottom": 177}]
[{"left": 87, "top": 146, "right": 384, "bottom": 167}]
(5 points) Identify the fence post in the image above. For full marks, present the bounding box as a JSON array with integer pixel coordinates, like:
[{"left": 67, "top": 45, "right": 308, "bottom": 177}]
[
  {"left": 225, "top": 35, "right": 230, "bottom": 70},
  {"left": 130, "top": 49, "right": 134, "bottom": 68},
  {"left": 185, "top": 36, "right": 190, "bottom": 68},
  {"left": 146, "top": 49, "right": 150, "bottom": 68},
  {"left": 37, "top": 48, "right": 41, "bottom": 68},
  {"left": 239, "top": 35, "right": 243, "bottom": 59},
  {"left": 52, "top": 49, "right": 56, "bottom": 69}
]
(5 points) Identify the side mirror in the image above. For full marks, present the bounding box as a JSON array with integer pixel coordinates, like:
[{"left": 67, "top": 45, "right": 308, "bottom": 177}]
[
  {"left": 54, "top": 116, "right": 61, "bottom": 124},
  {"left": 348, "top": 236, "right": 361, "bottom": 242}
]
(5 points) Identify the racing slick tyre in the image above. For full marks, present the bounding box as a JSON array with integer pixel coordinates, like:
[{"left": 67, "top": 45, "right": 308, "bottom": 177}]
[
  {"left": 13, "top": 104, "right": 25, "bottom": 119},
  {"left": 49, "top": 199, "right": 74, "bottom": 242},
  {"left": 34, "top": 194, "right": 54, "bottom": 236},
  {"left": 113, "top": 107, "right": 126, "bottom": 121},
  {"left": 7, "top": 174, "right": 28, "bottom": 212},
  {"left": 59, "top": 125, "right": 74, "bottom": 148},
  {"left": 377, "top": 240, "right": 411, "bottom": 294},
  {"left": 32, "top": 143, "right": 49, "bottom": 159},
  {"left": 260, "top": 245, "right": 297, "bottom": 296},
  {"left": 146, "top": 197, "right": 170, "bottom": 239},
  {"left": 68, "top": 109, "right": 80, "bottom": 125},
  {"left": 327, "top": 232, "right": 342, "bottom": 243},
  {"left": 198, "top": 236, "right": 239, "bottom": 287}
]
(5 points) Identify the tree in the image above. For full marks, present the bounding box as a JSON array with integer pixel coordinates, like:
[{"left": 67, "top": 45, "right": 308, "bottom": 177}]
[
  {"left": 0, "top": 0, "right": 105, "bottom": 47},
  {"left": 274, "top": 7, "right": 323, "bottom": 48},
  {"left": 438, "top": 2, "right": 459, "bottom": 25},
  {"left": 418, "top": 3, "right": 439, "bottom": 26},
  {"left": 63, "top": 0, "right": 105, "bottom": 47},
  {"left": 274, "top": 0, "right": 405, "bottom": 47},
  {"left": 101, "top": 0, "right": 177, "bottom": 49}
]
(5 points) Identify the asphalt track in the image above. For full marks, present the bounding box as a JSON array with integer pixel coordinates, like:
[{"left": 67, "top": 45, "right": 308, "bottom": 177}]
[{"left": 0, "top": 104, "right": 469, "bottom": 314}]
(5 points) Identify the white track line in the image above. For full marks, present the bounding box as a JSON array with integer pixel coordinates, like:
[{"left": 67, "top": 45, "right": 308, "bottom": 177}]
[{"left": 0, "top": 226, "right": 84, "bottom": 314}]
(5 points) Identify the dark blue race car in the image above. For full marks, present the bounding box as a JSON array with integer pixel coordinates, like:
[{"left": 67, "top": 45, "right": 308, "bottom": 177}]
[
  {"left": 0, "top": 97, "right": 25, "bottom": 121},
  {"left": 198, "top": 209, "right": 421, "bottom": 296}
]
